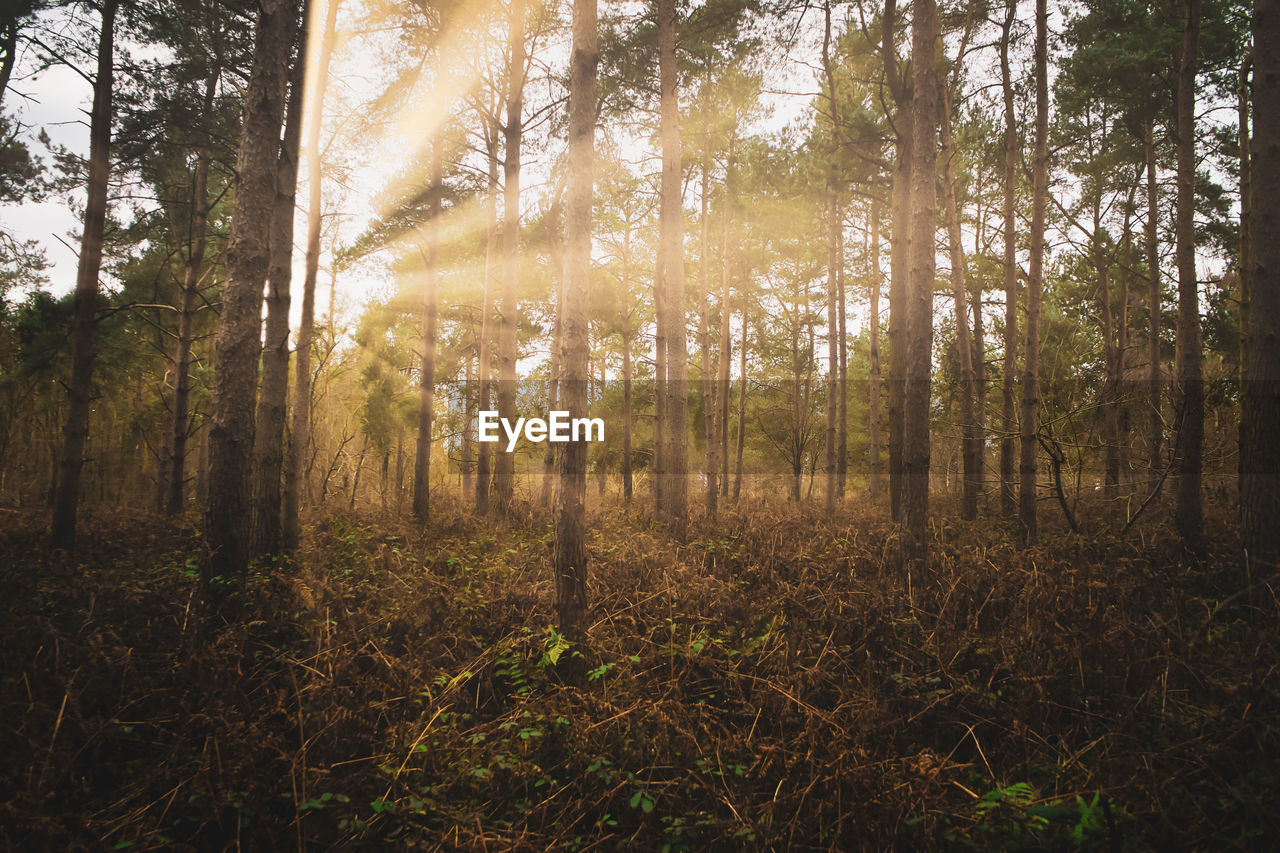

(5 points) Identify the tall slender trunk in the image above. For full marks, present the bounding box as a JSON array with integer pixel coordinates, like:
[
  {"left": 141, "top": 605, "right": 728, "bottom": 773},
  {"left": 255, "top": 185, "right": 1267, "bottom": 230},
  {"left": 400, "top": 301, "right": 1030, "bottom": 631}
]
[
  {"left": 251, "top": 24, "right": 307, "bottom": 557},
  {"left": 1117, "top": 203, "right": 1133, "bottom": 488},
  {"left": 837, "top": 213, "right": 848, "bottom": 498},
  {"left": 284, "top": 0, "right": 339, "bottom": 550},
  {"left": 205, "top": 0, "right": 299, "bottom": 589},
  {"left": 350, "top": 432, "right": 368, "bottom": 511},
  {"left": 1238, "top": 54, "right": 1251, "bottom": 395},
  {"left": 596, "top": 353, "right": 608, "bottom": 495},
  {"left": 1143, "top": 117, "right": 1163, "bottom": 478},
  {"left": 733, "top": 314, "right": 747, "bottom": 500},
  {"left": 719, "top": 142, "right": 736, "bottom": 497},
  {"left": 941, "top": 85, "right": 979, "bottom": 520},
  {"left": 825, "top": 190, "right": 840, "bottom": 516},
  {"left": 622, "top": 327, "right": 634, "bottom": 502},
  {"left": 463, "top": 352, "right": 474, "bottom": 496},
  {"left": 50, "top": 0, "right": 118, "bottom": 551},
  {"left": 869, "top": 199, "right": 883, "bottom": 502},
  {"left": 699, "top": 138, "right": 717, "bottom": 517},
  {"left": 542, "top": 195, "right": 564, "bottom": 508},
  {"left": 1242, "top": 0, "right": 1279, "bottom": 571},
  {"left": 657, "top": 0, "right": 687, "bottom": 532},
  {"left": 167, "top": 67, "right": 220, "bottom": 517},
  {"left": 999, "top": 0, "right": 1019, "bottom": 516},
  {"left": 904, "top": 0, "right": 939, "bottom": 569},
  {"left": 494, "top": 0, "right": 525, "bottom": 514},
  {"left": 822, "top": 0, "right": 840, "bottom": 515},
  {"left": 413, "top": 143, "right": 443, "bottom": 520},
  {"left": 475, "top": 131, "right": 499, "bottom": 513},
  {"left": 1173, "top": 0, "right": 1203, "bottom": 551},
  {"left": 1019, "top": 0, "right": 1048, "bottom": 545},
  {"left": 554, "top": 0, "right": 597, "bottom": 632},
  {"left": 0, "top": 17, "right": 18, "bottom": 107},
  {"left": 1100, "top": 258, "right": 1120, "bottom": 493}
]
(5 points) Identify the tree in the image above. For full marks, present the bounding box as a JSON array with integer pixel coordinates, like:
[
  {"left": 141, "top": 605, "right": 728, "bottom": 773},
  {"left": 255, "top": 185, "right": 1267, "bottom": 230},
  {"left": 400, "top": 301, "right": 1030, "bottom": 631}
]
[
  {"left": 999, "top": 0, "right": 1019, "bottom": 516},
  {"left": 50, "top": 0, "right": 119, "bottom": 552},
  {"left": 1173, "top": 0, "right": 1204, "bottom": 551},
  {"left": 656, "top": 0, "right": 688, "bottom": 534},
  {"left": 205, "top": 0, "right": 300, "bottom": 599},
  {"left": 555, "top": 0, "right": 598, "bottom": 632},
  {"left": 1019, "top": 0, "right": 1048, "bottom": 546},
  {"left": 903, "top": 0, "right": 939, "bottom": 569},
  {"left": 493, "top": 0, "right": 526, "bottom": 514},
  {"left": 252, "top": 16, "right": 307, "bottom": 556},
  {"left": 284, "top": 0, "right": 340, "bottom": 550},
  {"left": 412, "top": 143, "right": 443, "bottom": 520},
  {"left": 1242, "top": 0, "right": 1279, "bottom": 571}
]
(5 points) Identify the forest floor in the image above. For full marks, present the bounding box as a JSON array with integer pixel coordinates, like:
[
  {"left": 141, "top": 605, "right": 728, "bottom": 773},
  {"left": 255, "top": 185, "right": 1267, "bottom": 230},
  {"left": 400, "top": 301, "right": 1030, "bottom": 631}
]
[{"left": 0, "top": 498, "right": 1277, "bottom": 851}]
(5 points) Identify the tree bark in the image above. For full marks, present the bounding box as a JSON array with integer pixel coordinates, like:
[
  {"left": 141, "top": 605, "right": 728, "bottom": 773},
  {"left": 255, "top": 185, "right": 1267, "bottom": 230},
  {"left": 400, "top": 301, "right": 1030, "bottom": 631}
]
[
  {"left": 412, "top": 144, "right": 443, "bottom": 520},
  {"left": 999, "top": 0, "right": 1019, "bottom": 517},
  {"left": 869, "top": 199, "right": 883, "bottom": 503},
  {"left": 205, "top": 0, "right": 298, "bottom": 591},
  {"left": 1144, "top": 117, "right": 1163, "bottom": 477},
  {"left": 1242, "top": 0, "right": 1279, "bottom": 571},
  {"left": 733, "top": 314, "right": 747, "bottom": 501},
  {"left": 657, "top": 0, "right": 687, "bottom": 533},
  {"left": 283, "top": 0, "right": 339, "bottom": 551},
  {"left": 941, "top": 84, "right": 979, "bottom": 521},
  {"left": 1173, "top": 0, "right": 1203, "bottom": 552},
  {"left": 50, "top": 0, "right": 118, "bottom": 551},
  {"left": 475, "top": 128, "right": 500, "bottom": 514},
  {"left": 1019, "top": 0, "right": 1048, "bottom": 545},
  {"left": 884, "top": 0, "right": 910, "bottom": 524},
  {"left": 252, "top": 21, "right": 307, "bottom": 556},
  {"left": 837, "top": 213, "right": 848, "bottom": 499},
  {"left": 554, "top": 0, "right": 597, "bottom": 633},
  {"left": 542, "top": 194, "right": 564, "bottom": 508},
  {"left": 699, "top": 137, "right": 718, "bottom": 517},
  {"left": 166, "top": 66, "right": 220, "bottom": 517},
  {"left": 904, "top": 0, "right": 939, "bottom": 570},
  {"left": 494, "top": 0, "right": 525, "bottom": 514}
]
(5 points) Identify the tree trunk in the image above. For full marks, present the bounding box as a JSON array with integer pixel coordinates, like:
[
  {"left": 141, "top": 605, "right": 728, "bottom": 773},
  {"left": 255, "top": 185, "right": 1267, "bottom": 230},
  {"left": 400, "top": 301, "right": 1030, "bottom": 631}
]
[
  {"left": 719, "top": 142, "right": 736, "bottom": 497},
  {"left": 1144, "top": 117, "right": 1163, "bottom": 477},
  {"left": 822, "top": 0, "right": 840, "bottom": 516},
  {"left": 837, "top": 213, "right": 848, "bottom": 499},
  {"left": 283, "top": 0, "right": 339, "bottom": 551},
  {"left": 869, "top": 199, "right": 883, "bottom": 503},
  {"left": 251, "top": 24, "right": 307, "bottom": 557},
  {"left": 554, "top": 0, "right": 597, "bottom": 633},
  {"left": 494, "top": 0, "right": 525, "bottom": 514},
  {"left": 542, "top": 195, "right": 564, "bottom": 508},
  {"left": 622, "top": 327, "right": 634, "bottom": 502},
  {"left": 1173, "top": 0, "right": 1203, "bottom": 551},
  {"left": 941, "top": 85, "right": 979, "bottom": 521},
  {"left": 463, "top": 352, "right": 474, "bottom": 497},
  {"left": 205, "top": 0, "right": 299, "bottom": 592},
  {"left": 475, "top": 130, "right": 499, "bottom": 514},
  {"left": 733, "top": 314, "right": 747, "bottom": 501},
  {"left": 903, "top": 0, "right": 939, "bottom": 570},
  {"left": 1242, "top": 0, "right": 1279, "bottom": 571},
  {"left": 699, "top": 139, "right": 717, "bottom": 517},
  {"left": 50, "top": 0, "right": 118, "bottom": 551},
  {"left": 658, "top": 0, "right": 687, "bottom": 534},
  {"left": 1019, "top": 0, "right": 1048, "bottom": 545},
  {"left": 413, "top": 143, "right": 443, "bottom": 520},
  {"left": 999, "top": 0, "right": 1019, "bottom": 517},
  {"left": 166, "top": 67, "right": 219, "bottom": 517}
]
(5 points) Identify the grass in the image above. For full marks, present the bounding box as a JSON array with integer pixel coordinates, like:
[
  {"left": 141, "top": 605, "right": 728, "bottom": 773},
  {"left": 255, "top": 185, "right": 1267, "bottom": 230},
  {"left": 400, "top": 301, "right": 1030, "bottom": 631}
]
[{"left": 0, "top": 498, "right": 1276, "bottom": 850}]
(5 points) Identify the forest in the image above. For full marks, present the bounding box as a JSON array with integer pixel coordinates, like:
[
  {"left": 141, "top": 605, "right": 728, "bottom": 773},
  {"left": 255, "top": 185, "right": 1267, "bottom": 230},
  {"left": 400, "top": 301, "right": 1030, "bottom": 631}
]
[{"left": 0, "top": 0, "right": 1277, "bottom": 847}]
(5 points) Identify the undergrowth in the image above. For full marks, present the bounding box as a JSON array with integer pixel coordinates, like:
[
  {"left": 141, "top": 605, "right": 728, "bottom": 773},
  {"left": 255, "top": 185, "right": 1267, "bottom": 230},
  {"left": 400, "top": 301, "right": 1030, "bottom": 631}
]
[{"left": 0, "top": 500, "right": 1277, "bottom": 850}]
